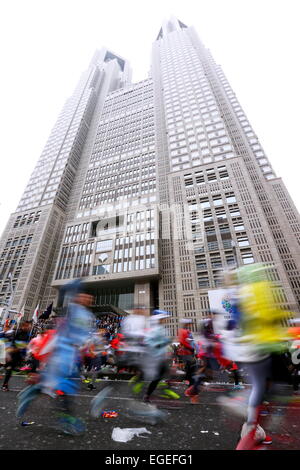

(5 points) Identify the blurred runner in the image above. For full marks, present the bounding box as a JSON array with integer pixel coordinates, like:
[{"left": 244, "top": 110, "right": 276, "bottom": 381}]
[
  {"left": 17, "top": 280, "right": 95, "bottom": 435},
  {"left": 2, "top": 321, "right": 31, "bottom": 391},
  {"left": 287, "top": 322, "right": 300, "bottom": 395},
  {"left": 143, "top": 309, "right": 172, "bottom": 402},
  {"left": 82, "top": 329, "right": 109, "bottom": 390},
  {"left": 110, "top": 333, "right": 125, "bottom": 372},
  {"left": 177, "top": 319, "right": 197, "bottom": 394},
  {"left": 120, "top": 306, "right": 148, "bottom": 393},
  {"left": 217, "top": 264, "right": 292, "bottom": 450}
]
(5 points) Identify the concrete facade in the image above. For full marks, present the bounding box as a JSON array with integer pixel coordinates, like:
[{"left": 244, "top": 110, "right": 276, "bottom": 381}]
[{"left": 0, "top": 18, "right": 299, "bottom": 335}]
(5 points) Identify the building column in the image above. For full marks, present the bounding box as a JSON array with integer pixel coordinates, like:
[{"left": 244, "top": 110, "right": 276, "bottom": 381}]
[{"left": 133, "top": 282, "right": 153, "bottom": 315}]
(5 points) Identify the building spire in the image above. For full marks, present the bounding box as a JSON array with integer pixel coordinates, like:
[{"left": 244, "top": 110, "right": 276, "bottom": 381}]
[{"left": 156, "top": 17, "right": 187, "bottom": 40}]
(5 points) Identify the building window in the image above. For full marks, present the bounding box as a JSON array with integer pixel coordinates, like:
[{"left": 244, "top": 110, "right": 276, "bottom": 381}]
[
  {"left": 198, "top": 276, "right": 209, "bottom": 287},
  {"left": 200, "top": 198, "right": 210, "bottom": 209},
  {"left": 237, "top": 236, "right": 249, "bottom": 247},
  {"left": 213, "top": 198, "right": 223, "bottom": 206},
  {"left": 241, "top": 251, "right": 254, "bottom": 264},
  {"left": 234, "top": 224, "right": 245, "bottom": 232},
  {"left": 208, "top": 241, "right": 219, "bottom": 251},
  {"left": 93, "top": 265, "right": 110, "bottom": 275}
]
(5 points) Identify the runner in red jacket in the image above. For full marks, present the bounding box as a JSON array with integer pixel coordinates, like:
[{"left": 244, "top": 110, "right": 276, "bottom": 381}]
[{"left": 177, "top": 319, "right": 197, "bottom": 400}]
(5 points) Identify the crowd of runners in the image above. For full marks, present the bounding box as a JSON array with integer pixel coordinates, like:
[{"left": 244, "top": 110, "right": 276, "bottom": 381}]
[{"left": 0, "top": 263, "right": 300, "bottom": 450}]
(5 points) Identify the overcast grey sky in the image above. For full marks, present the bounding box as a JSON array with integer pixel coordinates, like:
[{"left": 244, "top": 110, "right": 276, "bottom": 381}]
[{"left": 0, "top": 0, "right": 299, "bottom": 237}]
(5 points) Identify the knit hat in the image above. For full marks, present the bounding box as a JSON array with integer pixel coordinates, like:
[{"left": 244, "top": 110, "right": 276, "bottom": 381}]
[
  {"left": 59, "top": 279, "right": 84, "bottom": 296},
  {"left": 151, "top": 309, "right": 171, "bottom": 321}
]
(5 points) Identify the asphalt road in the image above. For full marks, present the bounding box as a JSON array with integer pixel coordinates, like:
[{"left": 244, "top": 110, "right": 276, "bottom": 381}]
[{"left": 0, "top": 376, "right": 299, "bottom": 451}]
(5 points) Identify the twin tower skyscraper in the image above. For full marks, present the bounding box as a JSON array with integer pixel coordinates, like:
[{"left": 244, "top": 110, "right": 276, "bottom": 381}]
[{"left": 0, "top": 18, "right": 299, "bottom": 334}]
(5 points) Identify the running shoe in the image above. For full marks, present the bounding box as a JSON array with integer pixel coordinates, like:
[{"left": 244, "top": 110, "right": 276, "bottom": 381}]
[
  {"left": 261, "top": 435, "right": 272, "bottom": 445},
  {"left": 236, "top": 423, "right": 271, "bottom": 450},
  {"left": 16, "top": 384, "right": 41, "bottom": 418},
  {"left": 128, "top": 375, "right": 139, "bottom": 385},
  {"left": 56, "top": 414, "right": 86, "bottom": 436},
  {"left": 157, "top": 381, "right": 168, "bottom": 389},
  {"left": 184, "top": 385, "right": 197, "bottom": 397},
  {"left": 127, "top": 401, "right": 167, "bottom": 425},
  {"left": 132, "top": 381, "right": 144, "bottom": 394},
  {"left": 233, "top": 384, "right": 245, "bottom": 390},
  {"left": 2, "top": 385, "right": 8, "bottom": 392},
  {"left": 159, "top": 389, "right": 180, "bottom": 399},
  {"left": 87, "top": 383, "right": 96, "bottom": 391},
  {"left": 17, "top": 384, "right": 41, "bottom": 401},
  {"left": 190, "top": 395, "right": 199, "bottom": 404},
  {"left": 90, "top": 386, "right": 113, "bottom": 418}
]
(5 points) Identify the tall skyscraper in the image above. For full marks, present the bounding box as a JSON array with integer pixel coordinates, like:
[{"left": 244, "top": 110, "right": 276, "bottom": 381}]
[{"left": 1, "top": 18, "right": 299, "bottom": 335}]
